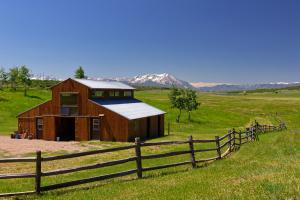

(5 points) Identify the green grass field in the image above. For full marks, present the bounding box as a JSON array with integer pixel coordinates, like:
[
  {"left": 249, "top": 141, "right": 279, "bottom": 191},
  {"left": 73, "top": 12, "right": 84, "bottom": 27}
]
[{"left": 0, "top": 88, "right": 299, "bottom": 199}]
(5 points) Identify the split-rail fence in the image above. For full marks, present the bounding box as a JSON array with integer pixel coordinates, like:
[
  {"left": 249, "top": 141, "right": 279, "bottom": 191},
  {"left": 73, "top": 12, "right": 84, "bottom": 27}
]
[{"left": 0, "top": 122, "right": 286, "bottom": 197}]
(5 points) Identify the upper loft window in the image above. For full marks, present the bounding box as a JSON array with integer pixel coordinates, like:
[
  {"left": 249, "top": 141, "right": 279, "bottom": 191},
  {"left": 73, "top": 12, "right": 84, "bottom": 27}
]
[
  {"left": 60, "top": 92, "right": 78, "bottom": 116},
  {"left": 61, "top": 93, "right": 78, "bottom": 105},
  {"left": 124, "top": 91, "right": 132, "bottom": 97},
  {"left": 92, "top": 90, "right": 104, "bottom": 98}
]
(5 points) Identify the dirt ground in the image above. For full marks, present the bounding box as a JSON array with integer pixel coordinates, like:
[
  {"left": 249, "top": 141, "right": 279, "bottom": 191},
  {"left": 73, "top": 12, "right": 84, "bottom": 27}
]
[{"left": 0, "top": 136, "right": 91, "bottom": 157}]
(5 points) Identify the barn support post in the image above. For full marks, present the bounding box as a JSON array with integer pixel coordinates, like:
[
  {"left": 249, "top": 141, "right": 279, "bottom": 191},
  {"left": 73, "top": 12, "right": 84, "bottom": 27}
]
[
  {"left": 188, "top": 135, "right": 196, "bottom": 168},
  {"left": 35, "top": 151, "right": 42, "bottom": 194},
  {"left": 215, "top": 136, "right": 221, "bottom": 160},
  {"left": 135, "top": 137, "right": 143, "bottom": 178}
]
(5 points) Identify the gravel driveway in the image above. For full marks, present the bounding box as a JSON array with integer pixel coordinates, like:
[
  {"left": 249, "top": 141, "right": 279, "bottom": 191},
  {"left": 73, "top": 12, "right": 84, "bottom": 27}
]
[{"left": 0, "top": 136, "right": 90, "bottom": 157}]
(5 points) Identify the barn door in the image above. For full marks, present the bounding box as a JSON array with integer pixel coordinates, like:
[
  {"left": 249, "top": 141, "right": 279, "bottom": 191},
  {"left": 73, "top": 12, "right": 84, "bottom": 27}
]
[{"left": 90, "top": 118, "right": 100, "bottom": 140}]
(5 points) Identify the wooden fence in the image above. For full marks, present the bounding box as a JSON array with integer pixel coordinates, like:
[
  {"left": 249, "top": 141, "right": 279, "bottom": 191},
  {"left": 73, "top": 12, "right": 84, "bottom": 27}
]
[{"left": 0, "top": 122, "right": 286, "bottom": 197}]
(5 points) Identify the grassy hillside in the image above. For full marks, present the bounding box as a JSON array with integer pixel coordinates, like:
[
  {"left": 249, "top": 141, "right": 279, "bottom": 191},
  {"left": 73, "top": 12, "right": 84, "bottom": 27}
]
[
  {"left": 0, "top": 88, "right": 299, "bottom": 199},
  {"left": 0, "top": 89, "right": 51, "bottom": 134},
  {"left": 1, "top": 87, "right": 300, "bottom": 136}
]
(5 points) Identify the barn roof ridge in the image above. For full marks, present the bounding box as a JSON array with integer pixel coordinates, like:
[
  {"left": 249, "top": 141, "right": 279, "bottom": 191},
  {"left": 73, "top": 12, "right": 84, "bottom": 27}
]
[
  {"left": 72, "top": 78, "right": 135, "bottom": 90},
  {"left": 50, "top": 78, "right": 135, "bottom": 90}
]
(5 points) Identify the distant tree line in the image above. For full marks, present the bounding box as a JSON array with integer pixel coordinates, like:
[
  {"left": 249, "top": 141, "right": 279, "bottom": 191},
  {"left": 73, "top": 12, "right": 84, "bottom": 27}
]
[
  {"left": 169, "top": 86, "right": 200, "bottom": 122},
  {"left": 0, "top": 65, "right": 87, "bottom": 95},
  {"left": 0, "top": 66, "right": 31, "bottom": 96}
]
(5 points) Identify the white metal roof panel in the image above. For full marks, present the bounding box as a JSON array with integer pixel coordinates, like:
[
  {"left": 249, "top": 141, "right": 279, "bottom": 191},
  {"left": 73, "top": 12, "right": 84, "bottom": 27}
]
[
  {"left": 92, "top": 98, "right": 165, "bottom": 120},
  {"left": 73, "top": 78, "right": 135, "bottom": 90}
]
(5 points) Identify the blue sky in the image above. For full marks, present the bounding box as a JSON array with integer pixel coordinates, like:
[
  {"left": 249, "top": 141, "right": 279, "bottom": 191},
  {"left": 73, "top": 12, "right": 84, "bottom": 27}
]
[{"left": 0, "top": 0, "right": 299, "bottom": 83}]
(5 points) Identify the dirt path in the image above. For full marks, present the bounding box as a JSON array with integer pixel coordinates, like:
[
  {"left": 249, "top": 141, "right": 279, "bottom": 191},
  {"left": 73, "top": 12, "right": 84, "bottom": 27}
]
[{"left": 0, "top": 136, "right": 91, "bottom": 157}]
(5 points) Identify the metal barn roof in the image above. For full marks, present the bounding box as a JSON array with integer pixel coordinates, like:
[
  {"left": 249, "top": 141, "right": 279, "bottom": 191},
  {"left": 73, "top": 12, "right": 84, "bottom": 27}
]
[
  {"left": 73, "top": 78, "right": 135, "bottom": 90},
  {"left": 91, "top": 98, "right": 165, "bottom": 120}
]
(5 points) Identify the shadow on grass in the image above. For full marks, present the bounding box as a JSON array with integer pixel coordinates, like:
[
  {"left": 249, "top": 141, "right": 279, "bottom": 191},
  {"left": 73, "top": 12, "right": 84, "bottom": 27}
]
[
  {"left": 38, "top": 162, "right": 219, "bottom": 197},
  {"left": 40, "top": 168, "right": 192, "bottom": 197},
  {"left": 188, "top": 119, "right": 202, "bottom": 124},
  {"left": 26, "top": 95, "right": 43, "bottom": 100},
  {"left": 0, "top": 97, "right": 8, "bottom": 102},
  {"left": 41, "top": 178, "right": 138, "bottom": 197}
]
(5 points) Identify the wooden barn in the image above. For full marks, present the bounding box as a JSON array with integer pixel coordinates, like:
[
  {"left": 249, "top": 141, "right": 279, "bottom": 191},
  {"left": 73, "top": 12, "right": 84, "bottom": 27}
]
[{"left": 17, "top": 78, "right": 165, "bottom": 142}]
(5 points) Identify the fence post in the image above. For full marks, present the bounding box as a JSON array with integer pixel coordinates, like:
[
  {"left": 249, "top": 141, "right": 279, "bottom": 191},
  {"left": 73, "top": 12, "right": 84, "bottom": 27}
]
[
  {"left": 215, "top": 136, "right": 221, "bottom": 159},
  {"left": 246, "top": 128, "right": 249, "bottom": 143},
  {"left": 227, "top": 130, "right": 232, "bottom": 152},
  {"left": 232, "top": 129, "right": 236, "bottom": 150},
  {"left": 239, "top": 130, "right": 242, "bottom": 146},
  {"left": 35, "top": 150, "right": 42, "bottom": 195},
  {"left": 135, "top": 137, "right": 142, "bottom": 179},
  {"left": 188, "top": 135, "right": 196, "bottom": 168}
]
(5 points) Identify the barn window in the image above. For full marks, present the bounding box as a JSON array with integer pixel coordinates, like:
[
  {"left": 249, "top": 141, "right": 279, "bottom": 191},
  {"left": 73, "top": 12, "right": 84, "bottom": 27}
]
[
  {"left": 60, "top": 92, "right": 79, "bottom": 116},
  {"left": 124, "top": 91, "right": 132, "bottom": 97},
  {"left": 114, "top": 91, "right": 120, "bottom": 97},
  {"left": 109, "top": 91, "right": 114, "bottom": 97},
  {"left": 92, "top": 119, "right": 100, "bottom": 131},
  {"left": 92, "top": 90, "right": 104, "bottom": 98},
  {"left": 37, "top": 118, "right": 43, "bottom": 131},
  {"left": 61, "top": 93, "right": 78, "bottom": 105}
]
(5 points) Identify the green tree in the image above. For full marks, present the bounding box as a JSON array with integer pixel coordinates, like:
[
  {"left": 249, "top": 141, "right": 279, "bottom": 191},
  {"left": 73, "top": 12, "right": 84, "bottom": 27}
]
[
  {"left": 185, "top": 89, "right": 200, "bottom": 121},
  {"left": 75, "top": 66, "right": 85, "bottom": 79},
  {"left": 8, "top": 67, "right": 19, "bottom": 91},
  {"left": 169, "top": 86, "right": 186, "bottom": 123},
  {"left": 18, "top": 65, "right": 31, "bottom": 96},
  {"left": 0, "top": 67, "right": 8, "bottom": 90}
]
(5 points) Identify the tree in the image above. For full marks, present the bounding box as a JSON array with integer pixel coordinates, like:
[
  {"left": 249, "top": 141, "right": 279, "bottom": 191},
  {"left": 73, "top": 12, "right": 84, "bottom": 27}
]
[
  {"left": 185, "top": 89, "right": 200, "bottom": 121},
  {"left": 0, "top": 67, "right": 8, "bottom": 90},
  {"left": 18, "top": 65, "right": 31, "bottom": 96},
  {"left": 8, "top": 67, "right": 19, "bottom": 91},
  {"left": 169, "top": 86, "right": 201, "bottom": 123},
  {"left": 169, "top": 86, "right": 186, "bottom": 123},
  {"left": 75, "top": 66, "right": 85, "bottom": 79}
]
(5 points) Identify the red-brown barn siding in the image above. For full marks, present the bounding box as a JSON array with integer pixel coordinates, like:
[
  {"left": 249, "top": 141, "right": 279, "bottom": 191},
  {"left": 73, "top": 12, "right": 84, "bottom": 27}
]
[
  {"left": 87, "top": 100, "right": 129, "bottom": 142},
  {"left": 51, "top": 79, "right": 90, "bottom": 115},
  {"left": 75, "top": 117, "right": 90, "bottom": 141},
  {"left": 127, "top": 115, "right": 165, "bottom": 141},
  {"left": 18, "top": 100, "right": 53, "bottom": 139}
]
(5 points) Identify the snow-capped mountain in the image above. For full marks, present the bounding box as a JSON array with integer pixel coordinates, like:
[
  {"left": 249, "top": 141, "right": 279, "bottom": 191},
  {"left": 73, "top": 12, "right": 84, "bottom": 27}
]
[
  {"left": 128, "top": 73, "right": 193, "bottom": 88},
  {"left": 90, "top": 73, "right": 194, "bottom": 88}
]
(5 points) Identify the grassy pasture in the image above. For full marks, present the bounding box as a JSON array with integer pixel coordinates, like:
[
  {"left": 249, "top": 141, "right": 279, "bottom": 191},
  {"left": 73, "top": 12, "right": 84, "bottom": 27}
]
[{"left": 0, "top": 88, "right": 299, "bottom": 199}]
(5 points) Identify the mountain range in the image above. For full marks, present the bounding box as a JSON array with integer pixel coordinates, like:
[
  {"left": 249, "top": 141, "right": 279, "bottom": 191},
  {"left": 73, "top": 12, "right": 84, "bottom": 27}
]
[
  {"left": 89, "top": 73, "right": 300, "bottom": 91},
  {"left": 31, "top": 73, "right": 300, "bottom": 91},
  {"left": 92, "top": 73, "right": 193, "bottom": 89}
]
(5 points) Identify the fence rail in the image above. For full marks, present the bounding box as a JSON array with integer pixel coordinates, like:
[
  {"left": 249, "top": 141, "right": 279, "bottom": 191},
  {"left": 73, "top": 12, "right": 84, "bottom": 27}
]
[{"left": 0, "top": 122, "right": 286, "bottom": 197}]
